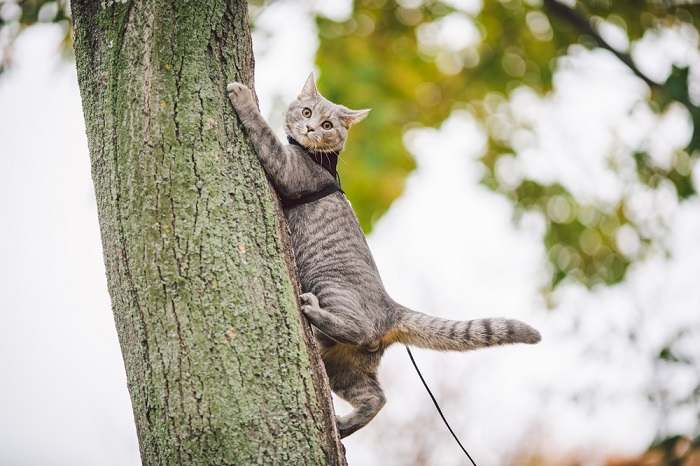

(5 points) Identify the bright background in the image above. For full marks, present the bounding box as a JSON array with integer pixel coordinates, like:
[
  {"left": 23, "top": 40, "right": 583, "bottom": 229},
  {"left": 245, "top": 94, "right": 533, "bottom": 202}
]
[{"left": 1, "top": 1, "right": 699, "bottom": 465}]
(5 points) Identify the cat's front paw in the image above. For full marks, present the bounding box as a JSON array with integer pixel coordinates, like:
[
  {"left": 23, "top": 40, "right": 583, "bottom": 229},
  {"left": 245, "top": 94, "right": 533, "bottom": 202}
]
[{"left": 226, "top": 81, "right": 254, "bottom": 109}]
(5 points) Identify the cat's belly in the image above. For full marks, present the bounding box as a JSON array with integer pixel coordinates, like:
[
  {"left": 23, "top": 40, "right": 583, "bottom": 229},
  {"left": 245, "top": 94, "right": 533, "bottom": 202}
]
[{"left": 285, "top": 194, "right": 385, "bottom": 298}]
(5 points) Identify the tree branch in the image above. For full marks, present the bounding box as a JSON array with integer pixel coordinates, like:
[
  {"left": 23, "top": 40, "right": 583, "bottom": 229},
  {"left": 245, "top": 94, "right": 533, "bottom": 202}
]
[{"left": 543, "top": 0, "right": 659, "bottom": 89}]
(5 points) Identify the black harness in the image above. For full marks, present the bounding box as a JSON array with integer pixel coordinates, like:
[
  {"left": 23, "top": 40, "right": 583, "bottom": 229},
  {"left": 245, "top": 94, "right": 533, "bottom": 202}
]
[{"left": 282, "top": 136, "right": 344, "bottom": 209}]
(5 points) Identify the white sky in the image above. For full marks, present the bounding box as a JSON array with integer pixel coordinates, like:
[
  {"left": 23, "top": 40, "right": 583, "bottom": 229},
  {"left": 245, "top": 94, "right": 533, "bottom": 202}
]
[{"left": 1, "top": 2, "right": 698, "bottom": 465}]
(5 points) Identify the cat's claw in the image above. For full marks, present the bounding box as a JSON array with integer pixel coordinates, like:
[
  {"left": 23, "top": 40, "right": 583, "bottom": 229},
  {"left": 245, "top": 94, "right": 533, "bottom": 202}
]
[
  {"left": 300, "top": 292, "right": 325, "bottom": 325},
  {"left": 226, "top": 81, "right": 253, "bottom": 107},
  {"left": 300, "top": 292, "right": 319, "bottom": 309},
  {"left": 226, "top": 81, "right": 248, "bottom": 94}
]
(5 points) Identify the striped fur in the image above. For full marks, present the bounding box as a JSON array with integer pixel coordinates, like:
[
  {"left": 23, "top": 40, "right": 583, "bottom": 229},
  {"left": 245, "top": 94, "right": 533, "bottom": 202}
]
[
  {"left": 227, "top": 76, "right": 541, "bottom": 439},
  {"left": 395, "top": 306, "right": 541, "bottom": 351}
]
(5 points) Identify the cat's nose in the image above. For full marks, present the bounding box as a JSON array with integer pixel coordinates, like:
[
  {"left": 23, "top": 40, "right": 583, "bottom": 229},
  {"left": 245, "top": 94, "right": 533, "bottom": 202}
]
[{"left": 306, "top": 125, "right": 315, "bottom": 133}]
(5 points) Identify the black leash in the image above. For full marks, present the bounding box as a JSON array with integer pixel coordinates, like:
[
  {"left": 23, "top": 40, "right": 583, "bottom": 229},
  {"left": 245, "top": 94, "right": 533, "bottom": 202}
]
[{"left": 405, "top": 346, "right": 478, "bottom": 466}]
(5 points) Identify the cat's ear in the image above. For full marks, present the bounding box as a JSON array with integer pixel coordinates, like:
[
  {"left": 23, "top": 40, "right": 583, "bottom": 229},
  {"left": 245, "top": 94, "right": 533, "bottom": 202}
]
[
  {"left": 338, "top": 107, "right": 371, "bottom": 127},
  {"left": 299, "top": 72, "right": 319, "bottom": 99}
]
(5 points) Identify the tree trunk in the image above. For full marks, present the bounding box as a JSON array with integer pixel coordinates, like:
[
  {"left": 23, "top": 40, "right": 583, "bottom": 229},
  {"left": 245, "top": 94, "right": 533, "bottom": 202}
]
[{"left": 71, "top": 1, "right": 346, "bottom": 464}]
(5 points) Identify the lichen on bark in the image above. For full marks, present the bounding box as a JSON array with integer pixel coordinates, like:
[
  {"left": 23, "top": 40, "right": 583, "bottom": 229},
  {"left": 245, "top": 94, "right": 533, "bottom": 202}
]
[{"left": 71, "top": 1, "right": 346, "bottom": 464}]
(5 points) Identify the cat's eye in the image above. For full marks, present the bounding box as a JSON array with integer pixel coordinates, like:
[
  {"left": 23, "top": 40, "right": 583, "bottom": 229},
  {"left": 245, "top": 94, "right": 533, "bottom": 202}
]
[
  {"left": 322, "top": 121, "right": 333, "bottom": 130},
  {"left": 302, "top": 107, "right": 312, "bottom": 118}
]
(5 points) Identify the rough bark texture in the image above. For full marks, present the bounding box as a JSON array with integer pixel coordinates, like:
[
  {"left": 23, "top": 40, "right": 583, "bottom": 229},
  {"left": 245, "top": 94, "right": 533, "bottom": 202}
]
[{"left": 71, "top": 1, "right": 346, "bottom": 464}]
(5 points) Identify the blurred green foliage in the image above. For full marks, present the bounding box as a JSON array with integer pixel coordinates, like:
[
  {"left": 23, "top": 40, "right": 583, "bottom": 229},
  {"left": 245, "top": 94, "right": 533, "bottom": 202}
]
[
  {"left": 2, "top": 0, "right": 699, "bottom": 292},
  {"left": 315, "top": 0, "right": 700, "bottom": 291}
]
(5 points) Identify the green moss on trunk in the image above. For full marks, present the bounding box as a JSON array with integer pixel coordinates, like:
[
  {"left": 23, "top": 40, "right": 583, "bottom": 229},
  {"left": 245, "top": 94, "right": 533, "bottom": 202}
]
[{"left": 71, "top": 1, "right": 346, "bottom": 464}]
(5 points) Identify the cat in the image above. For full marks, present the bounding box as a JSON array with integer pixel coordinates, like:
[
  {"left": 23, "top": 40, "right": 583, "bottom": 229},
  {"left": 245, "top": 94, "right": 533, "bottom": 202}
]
[{"left": 226, "top": 74, "right": 541, "bottom": 438}]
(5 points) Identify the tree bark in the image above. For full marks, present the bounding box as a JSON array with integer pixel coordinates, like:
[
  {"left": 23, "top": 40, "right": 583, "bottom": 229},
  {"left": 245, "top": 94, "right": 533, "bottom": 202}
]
[{"left": 71, "top": 1, "right": 346, "bottom": 464}]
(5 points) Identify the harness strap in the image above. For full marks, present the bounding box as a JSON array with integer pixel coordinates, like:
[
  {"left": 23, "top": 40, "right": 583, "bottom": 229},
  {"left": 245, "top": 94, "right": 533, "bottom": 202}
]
[
  {"left": 281, "top": 183, "right": 342, "bottom": 209},
  {"left": 282, "top": 136, "right": 344, "bottom": 209}
]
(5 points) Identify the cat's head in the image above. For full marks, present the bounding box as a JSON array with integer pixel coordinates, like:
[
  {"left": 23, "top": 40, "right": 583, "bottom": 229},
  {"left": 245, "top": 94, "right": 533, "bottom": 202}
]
[{"left": 285, "top": 73, "right": 370, "bottom": 153}]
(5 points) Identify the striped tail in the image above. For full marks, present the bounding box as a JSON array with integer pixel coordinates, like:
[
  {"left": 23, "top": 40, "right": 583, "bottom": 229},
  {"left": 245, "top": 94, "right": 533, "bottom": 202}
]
[{"left": 394, "top": 306, "right": 541, "bottom": 352}]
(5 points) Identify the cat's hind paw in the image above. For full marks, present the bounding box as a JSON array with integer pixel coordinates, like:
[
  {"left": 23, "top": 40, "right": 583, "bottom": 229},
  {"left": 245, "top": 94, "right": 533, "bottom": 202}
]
[
  {"left": 300, "top": 292, "right": 324, "bottom": 323},
  {"left": 300, "top": 292, "right": 320, "bottom": 309}
]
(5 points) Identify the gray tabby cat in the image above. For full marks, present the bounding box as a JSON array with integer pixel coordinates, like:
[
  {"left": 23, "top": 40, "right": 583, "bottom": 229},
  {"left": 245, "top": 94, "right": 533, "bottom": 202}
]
[{"left": 226, "top": 74, "right": 541, "bottom": 438}]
